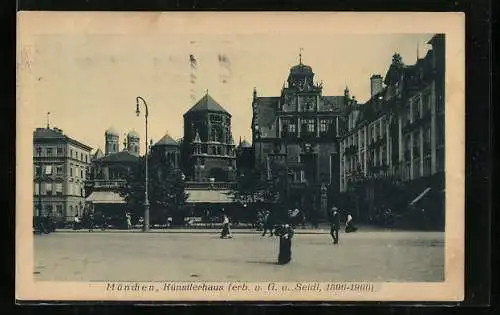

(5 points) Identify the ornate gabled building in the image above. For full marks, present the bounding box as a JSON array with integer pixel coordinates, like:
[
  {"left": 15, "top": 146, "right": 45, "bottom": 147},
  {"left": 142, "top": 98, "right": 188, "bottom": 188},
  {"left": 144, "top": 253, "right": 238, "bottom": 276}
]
[
  {"left": 251, "top": 56, "right": 353, "bottom": 216},
  {"left": 182, "top": 93, "right": 237, "bottom": 183}
]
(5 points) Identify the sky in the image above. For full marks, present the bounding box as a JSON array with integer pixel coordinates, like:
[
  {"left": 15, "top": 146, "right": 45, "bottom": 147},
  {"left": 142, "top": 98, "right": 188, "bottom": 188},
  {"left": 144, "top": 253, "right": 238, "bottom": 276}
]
[{"left": 21, "top": 14, "right": 434, "bottom": 155}]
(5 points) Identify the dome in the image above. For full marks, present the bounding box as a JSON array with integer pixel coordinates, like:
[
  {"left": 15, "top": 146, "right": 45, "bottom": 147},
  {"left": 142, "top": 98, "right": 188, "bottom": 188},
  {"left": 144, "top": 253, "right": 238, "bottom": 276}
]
[
  {"left": 240, "top": 139, "right": 252, "bottom": 148},
  {"left": 127, "top": 130, "right": 140, "bottom": 139},
  {"left": 290, "top": 63, "right": 313, "bottom": 74},
  {"left": 105, "top": 127, "right": 119, "bottom": 136}
]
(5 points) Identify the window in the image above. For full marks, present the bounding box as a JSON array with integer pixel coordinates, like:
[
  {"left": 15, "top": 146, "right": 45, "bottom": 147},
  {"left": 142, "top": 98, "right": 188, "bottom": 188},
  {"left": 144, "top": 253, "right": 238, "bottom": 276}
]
[
  {"left": 45, "top": 165, "right": 53, "bottom": 175},
  {"left": 423, "top": 92, "right": 431, "bottom": 114},
  {"left": 70, "top": 149, "right": 73, "bottom": 157},
  {"left": 381, "top": 146, "right": 387, "bottom": 166},
  {"left": 80, "top": 170, "right": 84, "bottom": 178},
  {"left": 34, "top": 183, "right": 39, "bottom": 195},
  {"left": 45, "top": 204, "right": 53, "bottom": 215},
  {"left": 302, "top": 119, "right": 315, "bottom": 135},
  {"left": 46, "top": 148, "right": 53, "bottom": 156},
  {"left": 414, "top": 96, "right": 422, "bottom": 119},
  {"left": 413, "top": 158, "right": 420, "bottom": 178},
  {"left": 45, "top": 183, "right": 53, "bottom": 196},
  {"left": 55, "top": 183, "right": 63, "bottom": 195},
  {"left": 423, "top": 156, "right": 432, "bottom": 176},
  {"left": 85, "top": 155, "right": 88, "bottom": 163},
  {"left": 56, "top": 166, "right": 63, "bottom": 175},
  {"left": 70, "top": 167, "right": 73, "bottom": 176},
  {"left": 56, "top": 205, "right": 63, "bottom": 216},
  {"left": 288, "top": 123, "right": 296, "bottom": 133},
  {"left": 57, "top": 148, "right": 63, "bottom": 155}
]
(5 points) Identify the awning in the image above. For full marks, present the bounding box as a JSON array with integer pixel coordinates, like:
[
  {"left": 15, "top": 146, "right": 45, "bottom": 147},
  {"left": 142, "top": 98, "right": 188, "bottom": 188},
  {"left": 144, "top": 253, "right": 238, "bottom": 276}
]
[
  {"left": 409, "top": 187, "right": 431, "bottom": 206},
  {"left": 86, "top": 191, "right": 125, "bottom": 204},
  {"left": 185, "top": 189, "right": 234, "bottom": 204}
]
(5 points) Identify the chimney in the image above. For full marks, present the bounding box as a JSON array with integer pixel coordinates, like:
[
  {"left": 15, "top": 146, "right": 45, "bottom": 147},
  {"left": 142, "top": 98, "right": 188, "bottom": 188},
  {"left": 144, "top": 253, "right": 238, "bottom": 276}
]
[{"left": 370, "top": 74, "right": 383, "bottom": 97}]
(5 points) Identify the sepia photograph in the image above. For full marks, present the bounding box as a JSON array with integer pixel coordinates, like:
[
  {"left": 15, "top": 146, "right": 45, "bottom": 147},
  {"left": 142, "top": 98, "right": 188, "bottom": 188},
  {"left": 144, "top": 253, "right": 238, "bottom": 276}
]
[{"left": 16, "top": 12, "right": 465, "bottom": 301}]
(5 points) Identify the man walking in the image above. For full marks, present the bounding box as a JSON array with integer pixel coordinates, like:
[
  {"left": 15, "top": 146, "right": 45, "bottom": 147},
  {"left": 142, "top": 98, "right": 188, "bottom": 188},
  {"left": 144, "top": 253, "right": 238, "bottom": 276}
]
[
  {"left": 262, "top": 210, "right": 274, "bottom": 237},
  {"left": 329, "top": 207, "right": 340, "bottom": 244}
]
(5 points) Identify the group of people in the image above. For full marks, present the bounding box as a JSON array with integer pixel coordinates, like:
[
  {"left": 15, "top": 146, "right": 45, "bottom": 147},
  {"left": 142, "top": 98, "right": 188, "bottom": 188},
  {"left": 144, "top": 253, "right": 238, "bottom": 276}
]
[{"left": 219, "top": 205, "right": 358, "bottom": 266}]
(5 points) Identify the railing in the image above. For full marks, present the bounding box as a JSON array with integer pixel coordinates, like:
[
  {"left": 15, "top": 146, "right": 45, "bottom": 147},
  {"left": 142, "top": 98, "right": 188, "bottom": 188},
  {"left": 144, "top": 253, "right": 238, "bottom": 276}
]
[
  {"left": 185, "top": 181, "right": 237, "bottom": 190},
  {"left": 91, "top": 179, "right": 126, "bottom": 189}
]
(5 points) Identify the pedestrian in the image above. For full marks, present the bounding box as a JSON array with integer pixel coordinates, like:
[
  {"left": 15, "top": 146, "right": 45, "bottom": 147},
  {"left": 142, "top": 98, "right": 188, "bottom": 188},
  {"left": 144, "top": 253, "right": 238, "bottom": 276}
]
[
  {"left": 126, "top": 213, "right": 132, "bottom": 230},
  {"left": 345, "top": 213, "right": 358, "bottom": 233},
  {"left": 277, "top": 224, "right": 294, "bottom": 265},
  {"left": 220, "top": 210, "right": 232, "bottom": 239},
  {"left": 88, "top": 213, "right": 94, "bottom": 232},
  {"left": 262, "top": 210, "right": 274, "bottom": 237},
  {"left": 73, "top": 214, "right": 80, "bottom": 230},
  {"left": 329, "top": 207, "right": 340, "bottom": 244}
]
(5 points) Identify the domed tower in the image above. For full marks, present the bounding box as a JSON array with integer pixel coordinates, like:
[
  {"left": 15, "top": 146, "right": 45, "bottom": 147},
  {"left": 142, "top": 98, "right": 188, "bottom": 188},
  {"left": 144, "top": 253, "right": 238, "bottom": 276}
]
[
  {"left": 127, "top": 130, "right": 140, "bottom": 156},
  {"left": 287, "top": 54, "right": 315, "bottom": 90},
  {"left": 105, "top": 127, "right": 120, "bottom": 156}
]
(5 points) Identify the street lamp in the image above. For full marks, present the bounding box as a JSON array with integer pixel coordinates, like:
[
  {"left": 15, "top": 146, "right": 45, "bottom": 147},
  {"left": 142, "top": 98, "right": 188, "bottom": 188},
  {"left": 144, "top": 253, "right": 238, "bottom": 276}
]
[{"left": 136, "top": 96, "right": 150, "bottom": 232}]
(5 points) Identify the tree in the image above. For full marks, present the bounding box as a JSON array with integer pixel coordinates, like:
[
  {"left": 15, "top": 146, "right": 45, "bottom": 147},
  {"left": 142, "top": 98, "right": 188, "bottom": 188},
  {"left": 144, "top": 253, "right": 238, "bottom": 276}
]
[{"left": 119, "top": 156, "right": 188, "bottom": 225}]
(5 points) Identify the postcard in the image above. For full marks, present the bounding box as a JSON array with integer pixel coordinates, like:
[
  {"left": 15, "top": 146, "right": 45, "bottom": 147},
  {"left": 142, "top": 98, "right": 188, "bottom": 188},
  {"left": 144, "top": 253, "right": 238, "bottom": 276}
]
[{"left": 16, "top": 11, "right": 465, "bottom": 302}]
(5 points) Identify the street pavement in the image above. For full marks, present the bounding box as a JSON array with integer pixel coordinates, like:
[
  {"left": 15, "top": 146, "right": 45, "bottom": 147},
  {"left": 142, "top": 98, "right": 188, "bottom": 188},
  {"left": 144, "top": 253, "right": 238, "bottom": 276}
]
[{"left": 34, "top": 229, "right": 444, "bottom": 282}]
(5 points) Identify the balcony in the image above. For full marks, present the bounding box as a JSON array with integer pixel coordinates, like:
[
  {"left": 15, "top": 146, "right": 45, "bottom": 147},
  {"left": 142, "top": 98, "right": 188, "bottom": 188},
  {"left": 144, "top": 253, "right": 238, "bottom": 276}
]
[
  {"left": 185, "top": 181, "right": 237, "bottom": 190},
  {"left": 368, "top": 137, "right": 386, "bottom": 149},
  {"left": 91, "top": 179, "right": 127, "bottom": 189}
]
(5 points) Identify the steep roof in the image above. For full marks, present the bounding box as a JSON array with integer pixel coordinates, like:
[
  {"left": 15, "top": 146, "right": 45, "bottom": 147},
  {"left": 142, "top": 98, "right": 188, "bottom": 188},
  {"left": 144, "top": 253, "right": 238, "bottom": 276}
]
[
  {"left": 153, "top": 133, "right": 178, "bottom": 146},
  {"left": 95, "top": 150, "right": 140, "bottom": 163},
  {"left": 252, "top": 96, "right": 279, "bottom": 139},
  {"left": 184, "top": 94, "right": 230, "bottom": 116},
  {"left": 92, "top": 148, "right": 104, "bottom": 160},
  {"left": 33, "top": 127, "right": 92, "bottom": 151},
  {"left": 319, "top": 96, "right": 346, "bottom": 113}
]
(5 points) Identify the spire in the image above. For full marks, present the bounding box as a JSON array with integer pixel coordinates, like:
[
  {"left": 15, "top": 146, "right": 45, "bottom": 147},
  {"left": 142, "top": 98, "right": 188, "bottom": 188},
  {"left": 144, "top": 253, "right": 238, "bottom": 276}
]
[
  {"left": 123, "top": 135, "right": 128, "bottom": 151},
  {"left": 299, "top": 47, "right": 303, "bottom": 64},
  {"left": 239, "top": 136, "right": 242, "bottom": 145},
  {"left": 344, "top": 86, "right": 350, "bottom": 97},
  {"left": 205, "top": 89, "right": 209, "bottom": 96},
  {"left": 417, "top": 41, "right": 420, "bottom": 60},
  {"left": 46, "top": 112, "right": 51, "bottom": 129},
  {"left": 253, "top": 87, "right": 257, "bottom": 100}
]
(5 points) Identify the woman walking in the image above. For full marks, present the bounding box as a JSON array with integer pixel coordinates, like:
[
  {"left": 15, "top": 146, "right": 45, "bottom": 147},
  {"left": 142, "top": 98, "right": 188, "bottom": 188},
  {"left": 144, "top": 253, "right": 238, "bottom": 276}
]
[
  {"left": 276, "top": 224, "right": 294, "bottom": 265},
  {"left": 220, "top": 210, "right": 232, "bottom": 239}
]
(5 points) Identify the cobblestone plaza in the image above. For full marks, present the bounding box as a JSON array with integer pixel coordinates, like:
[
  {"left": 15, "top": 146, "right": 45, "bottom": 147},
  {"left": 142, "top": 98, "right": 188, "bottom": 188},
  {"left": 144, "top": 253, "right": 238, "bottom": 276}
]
[{"left": 34, "top": 229, "right": 444, "bottom": 282}]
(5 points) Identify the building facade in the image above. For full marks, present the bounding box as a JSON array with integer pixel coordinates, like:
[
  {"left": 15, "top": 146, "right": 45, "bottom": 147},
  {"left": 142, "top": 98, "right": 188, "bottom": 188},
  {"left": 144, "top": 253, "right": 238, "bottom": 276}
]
[
  {"left": 85, "top": 128, "right": 140, "bottom": 223},
  {"left": 33, "top": 127, "right": 92, "bottom": 222},
  {"left": 251, "top": 57, "right": 352, "bottom": 216},
  {"left": 182, "top": 93, "right": 237, "bottom": 183},
  {"left": 339, "top": 34, "right": 445, "bottom": 226}
]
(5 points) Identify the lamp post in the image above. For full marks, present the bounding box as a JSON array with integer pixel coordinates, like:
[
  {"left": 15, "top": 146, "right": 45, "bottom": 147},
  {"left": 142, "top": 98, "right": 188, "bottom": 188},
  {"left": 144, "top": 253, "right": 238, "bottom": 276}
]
[{"left": 136, "top": 96, "right": 150, "bottom": 232}]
